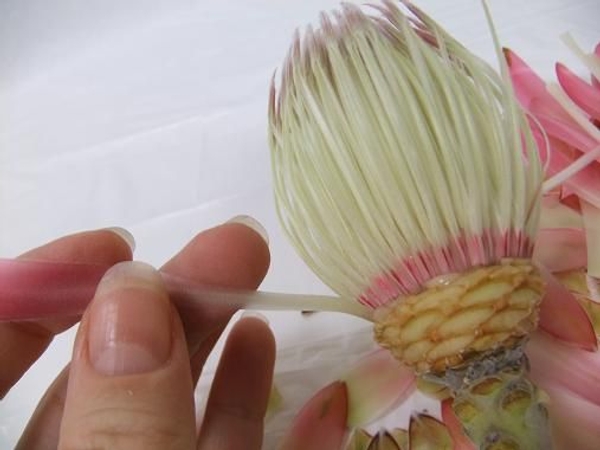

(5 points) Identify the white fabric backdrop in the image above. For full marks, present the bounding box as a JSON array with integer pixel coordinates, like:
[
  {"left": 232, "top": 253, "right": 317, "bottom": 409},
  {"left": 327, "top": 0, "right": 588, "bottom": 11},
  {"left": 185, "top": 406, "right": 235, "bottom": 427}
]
[{"left": 1, "top": 0, "right": 598, "bottom": 447}]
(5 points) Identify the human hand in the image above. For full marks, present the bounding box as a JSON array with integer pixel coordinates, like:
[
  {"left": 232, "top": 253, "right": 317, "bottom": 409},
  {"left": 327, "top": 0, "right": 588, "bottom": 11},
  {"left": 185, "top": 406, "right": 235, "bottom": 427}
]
[{"left": 3, "top": 219, "right": 275, "bottom": 450}]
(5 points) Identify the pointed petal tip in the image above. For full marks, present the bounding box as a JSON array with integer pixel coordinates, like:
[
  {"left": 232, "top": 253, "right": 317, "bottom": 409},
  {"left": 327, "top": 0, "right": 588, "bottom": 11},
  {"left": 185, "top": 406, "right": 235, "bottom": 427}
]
[
  {"left": 345, "top": 349, "right": 416, "bottom": 427},
  {"left": 278, "top": 381, "right": 348, "bottom": 450},
  {"left": 555, "top": 61, "right": 600, "bottom": 119},
  {"left": 538, "top": 268, "right": 598, "bottom": 352},
  {"left": 412, "top": 412, "right": 459, "bottom": 449}
]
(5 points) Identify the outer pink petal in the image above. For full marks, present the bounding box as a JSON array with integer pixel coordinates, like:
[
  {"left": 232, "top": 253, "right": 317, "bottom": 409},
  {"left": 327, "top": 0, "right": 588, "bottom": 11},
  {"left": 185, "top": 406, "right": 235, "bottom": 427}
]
[
  {"left": 543, "top": 385, "right": 600, "bottom": 450},
  {"left": 540, "top": 193, "right": 583, "bottom": 226},
  {"left": 344, "top": 349, "right": 416, "bottom": 426},
  {"left": 278, "top": 381, "right": 348, "bottom": 450},
  {"left": 533, "top": 228, "right": 587, "bottom": 272},
  {"left": 504, "top": 48, "right": 563, "bottom": 114},
  {"left": 556, "top": 63, "right": 600, "bottom": 120},
  {"left": 440, "top": 399, "right": 476, "bottom": 450},
  {"left": 527, "top": 331, "right": 600, "bottom": 407},
  {"left": 537, "top": 267, "right": 597, "bottom": 351},
  {"left": 529, "top": 100, "right": 598, "bottom": 153}
]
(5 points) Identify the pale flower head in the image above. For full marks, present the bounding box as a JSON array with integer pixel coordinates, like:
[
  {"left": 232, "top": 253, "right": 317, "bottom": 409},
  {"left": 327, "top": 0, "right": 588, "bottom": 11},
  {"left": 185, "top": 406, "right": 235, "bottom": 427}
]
[{"left": 269, "top": 0, "right": 543, "bottom": 310}]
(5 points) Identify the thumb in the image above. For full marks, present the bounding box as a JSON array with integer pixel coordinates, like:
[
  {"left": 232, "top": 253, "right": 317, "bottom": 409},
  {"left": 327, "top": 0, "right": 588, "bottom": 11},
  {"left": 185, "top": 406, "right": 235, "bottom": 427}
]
[{"left": 58, "top": 261, "right": 196, "bottom": 450}]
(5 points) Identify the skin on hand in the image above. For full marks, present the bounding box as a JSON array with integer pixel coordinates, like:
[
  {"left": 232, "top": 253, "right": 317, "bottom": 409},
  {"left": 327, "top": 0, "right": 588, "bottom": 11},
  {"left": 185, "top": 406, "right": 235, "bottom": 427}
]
[{"left": 4, "top": 220, "right": 274, "bottom": 450}]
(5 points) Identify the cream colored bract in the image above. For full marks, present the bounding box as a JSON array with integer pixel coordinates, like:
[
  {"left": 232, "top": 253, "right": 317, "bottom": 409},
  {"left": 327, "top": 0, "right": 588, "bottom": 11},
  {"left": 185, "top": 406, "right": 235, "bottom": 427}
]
[{"left": 268, "top": 1, "right": 542, "bottom": 307}]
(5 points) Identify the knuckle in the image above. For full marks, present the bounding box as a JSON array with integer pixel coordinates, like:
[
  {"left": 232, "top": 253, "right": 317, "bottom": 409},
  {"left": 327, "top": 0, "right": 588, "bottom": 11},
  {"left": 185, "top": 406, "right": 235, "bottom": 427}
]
[
  {"left": 60, "top": 405, "right": 188, "bottom": 450},
  {"left": 212, "top": 401, "right": 265, "bottom": 423}
]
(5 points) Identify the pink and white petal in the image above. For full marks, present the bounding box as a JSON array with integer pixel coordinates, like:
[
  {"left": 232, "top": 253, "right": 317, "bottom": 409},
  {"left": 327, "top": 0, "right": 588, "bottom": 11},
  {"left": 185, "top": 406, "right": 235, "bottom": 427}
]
[
  {"left": 440, "top": 400, "right": 476, "bottom": 450},
  {"left": 545, "top": 386, "right": 600, "bottom": 450},
  {"left": 562, "top": 165, "right": 600, "bottom": 212},
  {"left": 539, "top": 195, "right": 584, "bottom": 228},
  {"left": 556, "top": 192, "right": 583, "bottom": 212},
  {"left": 542, "top": 137, "right": 600, "bottom": 210},
  {"left": 344, "top": 349, "right": 416, "bottom": 427},
  {"left": 278, "top": 381, "right": 349, "bottom": 450},
  {"left": 556, "top": 63, "right": 600, "bottom": 120},
  {"left": 537, "top": 267, "right": 597, "bottom": 351},
  {"left": 527, "top": 331, "right": 600, "bottom": 407},
  {"left": 504, "top": 48, "right": 563, "bottom": 114},
  {"left": 581, "top": 201, "right": 600, "bottom": 278},
  {"left": 533, "top": 227, "right": 587, "bottom": 272},
  {"left": 529, "top": 100, "right": 598, "bottom": 153}
]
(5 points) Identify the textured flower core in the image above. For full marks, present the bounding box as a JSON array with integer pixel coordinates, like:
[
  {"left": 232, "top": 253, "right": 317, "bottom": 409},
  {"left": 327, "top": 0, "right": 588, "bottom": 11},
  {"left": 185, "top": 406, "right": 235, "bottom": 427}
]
[{"left": 373, "top": 259, "right": 544, "bottom": 373}]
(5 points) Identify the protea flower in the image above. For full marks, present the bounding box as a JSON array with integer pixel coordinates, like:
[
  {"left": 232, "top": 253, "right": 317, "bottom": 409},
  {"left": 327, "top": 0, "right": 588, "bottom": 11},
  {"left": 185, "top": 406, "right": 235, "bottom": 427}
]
[{"left": 268, "top": 1, "right": 600, "bottom": 448}]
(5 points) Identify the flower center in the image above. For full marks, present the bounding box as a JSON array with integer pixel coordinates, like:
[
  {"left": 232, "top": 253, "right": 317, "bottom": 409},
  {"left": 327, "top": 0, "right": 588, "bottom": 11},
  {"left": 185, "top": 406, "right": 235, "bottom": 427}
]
[{"left": 373, "top": 259, "right": 544, "bottom": 374}]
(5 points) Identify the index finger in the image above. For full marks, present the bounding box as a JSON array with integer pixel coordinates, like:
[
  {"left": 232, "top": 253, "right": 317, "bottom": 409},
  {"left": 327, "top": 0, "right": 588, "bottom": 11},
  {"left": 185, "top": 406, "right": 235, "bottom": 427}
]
[
  {"left": 160, "top": 217, "right": 270, "bottom": 375},
  {"left": 0, "top": 228, "right": 133, "bottom": 398}
]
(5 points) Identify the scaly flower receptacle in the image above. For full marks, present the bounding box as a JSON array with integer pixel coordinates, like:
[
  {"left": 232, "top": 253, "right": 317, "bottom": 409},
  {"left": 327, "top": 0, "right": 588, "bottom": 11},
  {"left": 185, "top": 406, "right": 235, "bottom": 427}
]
[{"left": 373, "top": 260, "right": 543, "bottom": 374}]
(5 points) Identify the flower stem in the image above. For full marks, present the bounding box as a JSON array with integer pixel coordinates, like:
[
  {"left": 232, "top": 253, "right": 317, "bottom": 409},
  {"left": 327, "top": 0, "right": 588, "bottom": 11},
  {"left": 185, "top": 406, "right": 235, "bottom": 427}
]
[{"left": 427, "top": 344, "right": 552, "bottom": 449}]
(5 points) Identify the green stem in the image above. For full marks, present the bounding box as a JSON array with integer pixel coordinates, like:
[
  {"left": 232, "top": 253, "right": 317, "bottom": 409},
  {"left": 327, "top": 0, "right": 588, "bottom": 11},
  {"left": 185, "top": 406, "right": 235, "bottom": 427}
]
[{"left": 426, "top": 344, "right": 552, "bottom": 449}]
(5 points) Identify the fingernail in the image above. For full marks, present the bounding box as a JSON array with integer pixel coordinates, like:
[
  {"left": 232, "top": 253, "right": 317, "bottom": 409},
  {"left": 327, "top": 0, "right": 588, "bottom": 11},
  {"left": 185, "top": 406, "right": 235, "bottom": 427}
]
[
  {"left": 88, "top": 261, "right": 172, "bottom": 376},
  {"left": 227, "top": 215, "right": 269, "bottom": 245},
  {"left": 104, "top": 227, "right": 136, "bottom": 252}
]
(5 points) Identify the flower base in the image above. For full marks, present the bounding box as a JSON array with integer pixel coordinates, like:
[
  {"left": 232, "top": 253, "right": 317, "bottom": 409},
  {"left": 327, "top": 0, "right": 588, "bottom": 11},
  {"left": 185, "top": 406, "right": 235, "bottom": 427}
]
[
  {"left": 438, "top": 346, "right": 551, "bottom": 449},
  {"left": 373, "top": 260, "right": 551, "bottom": 447},
  {"left": 373, "top": 260, "right": 544, "bottom": 374}
]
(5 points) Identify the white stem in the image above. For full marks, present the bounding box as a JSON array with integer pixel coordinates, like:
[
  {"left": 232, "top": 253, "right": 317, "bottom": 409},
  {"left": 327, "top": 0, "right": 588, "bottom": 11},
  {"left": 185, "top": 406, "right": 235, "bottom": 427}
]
[
  {"left": 162, "top": 273, "right": 374, "bottom": 320},
  {"left": 561, "top": 33, "right": 600, "bottom": 82},
  {"left": 542, "top": 144, "right": 600, "bottom": 193}
]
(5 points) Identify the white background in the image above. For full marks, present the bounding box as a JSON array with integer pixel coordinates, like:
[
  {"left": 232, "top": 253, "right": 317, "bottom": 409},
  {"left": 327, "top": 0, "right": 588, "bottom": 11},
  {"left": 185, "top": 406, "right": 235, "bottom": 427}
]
[{"left": 1, "top": 0, "right": 598, "bottom": 448}]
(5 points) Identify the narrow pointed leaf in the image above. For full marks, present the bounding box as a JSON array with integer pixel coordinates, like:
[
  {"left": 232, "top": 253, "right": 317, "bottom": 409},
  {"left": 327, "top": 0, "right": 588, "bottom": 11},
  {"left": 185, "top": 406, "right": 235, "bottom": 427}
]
[
  {"left": 278, "top": 381, "right": 348, "bottom": 450},
  {"left": 389, "top": 428, "right": 409, "bottom": 450},
  {"left": 409, "top": 414, "right": 453, "bottom": 450},
  {"left": 347, "top": 429, "right": 373, "bottom": 450},
  {"left": 556, "top": 62, "right": 600, "bottom": 120},
  {"left": 504, "top": 48, "right": 563, "bottom": 115},
  {"left": 367, "top": 431, "right": 401, "bottom": 450}
]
